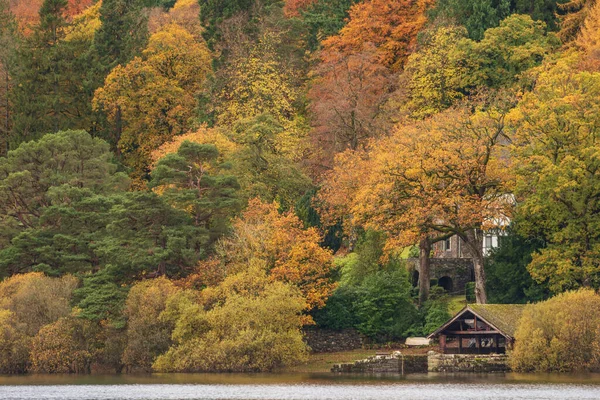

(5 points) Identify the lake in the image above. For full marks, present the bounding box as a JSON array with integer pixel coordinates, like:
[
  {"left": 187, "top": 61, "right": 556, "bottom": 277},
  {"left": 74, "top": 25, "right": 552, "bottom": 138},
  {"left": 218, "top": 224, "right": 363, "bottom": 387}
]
[{"left": 1, "top": 373, "right": 600, "bottom": 400}]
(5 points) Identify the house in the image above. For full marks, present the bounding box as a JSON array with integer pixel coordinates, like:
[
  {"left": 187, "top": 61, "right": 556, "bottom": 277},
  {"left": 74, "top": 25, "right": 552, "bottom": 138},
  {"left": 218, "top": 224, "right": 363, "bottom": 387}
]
[{"left": 427, "top": 304, "right": 526, "bottom": 354}]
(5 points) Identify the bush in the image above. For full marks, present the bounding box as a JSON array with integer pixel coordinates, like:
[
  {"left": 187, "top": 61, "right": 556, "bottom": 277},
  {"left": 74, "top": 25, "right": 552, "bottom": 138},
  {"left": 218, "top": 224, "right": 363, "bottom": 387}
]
[
  {"left": 311, "top": 285, "right": 359, "bottom": 331},
  {"left": 354, "top": 269, "right": 419, "bottom": 341},
  {"left": 122, "top": 278, "right": 181, "bottom": 372},
  {"left": 30, "top": 316, "right": 99, "bottom": 374},
  {"left": 0, "top": 310, "right": 30, "bottom": 374},
  {"left": 510, "top": 289, "right": 600, "bottom": 372},
  {"left": 153, "top": 264, "right": 308, "bottom": 372},
  {"left": 0, "top": 273, "right": 78, "bottom": 336}
]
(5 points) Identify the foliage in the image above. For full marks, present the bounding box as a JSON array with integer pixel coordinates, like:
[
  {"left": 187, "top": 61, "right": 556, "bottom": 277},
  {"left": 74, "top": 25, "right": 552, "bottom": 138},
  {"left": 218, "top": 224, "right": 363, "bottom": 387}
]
[
  {"left": 322, "top": 0, "right": 435, "bottom": 71},
  {"left": 309, "top": 44, "right": 391, "bottom": 169},
  {"left": 0, "top": 130, "right": 127, "bottom": 252},
  {"left": 511, "top": 289, "right": 600, "bottom": 372},
  {"left": 353, "top": 269, "right": 419, "bottom": 341},
  {"left": 29, "top": 315, "right": 99, "bottom": 374},
  {"left": 9, "top": 0, "right": 96, "bottom": 146},
  {"left": 320, "top": 107, "right": 512, "bottom": 303},
  {"left": 310, "top": 285, "right": 358, "bottom": 331},
  {"left": 73, "top": 270, "right": 128, "bottom": 324},
  {"left": 405, "top": 15, "right": 558, "bottom": 118},
  {"left": 228, "top": 114, "right": 312, "bottom": 207},
  {"left": 216, "top": 31, "right": 298, "bottom": 127},
  {"left": 153, "top": 265, "right": 308, "bottom": 372},
  {"left": 338, "top": 230, "right": 395, "bottom": 287},
  {"left": 0, "top": 273, "right": 78, "bottom": 336},
  {"left": 150, "top": 140, "right": 240, "bottom": 244},
  {"left": 510, "top": 52, "right": 600, "bottom": 292},
  {"left": 122, "top": 278, "right": 181, "bottom": 372},
  {"left": 485, "top": 229, "right": 550, "bottom": 304},
  {"left": 0, "top": 310, "right": 30, "bottom": 374},
  {"left": 296, "top": 0, "right": 358, "bottom": 51},
  {"left": 216, "top": 198, "right": 336, "bottom": 313},
  {"left": 576, "top": 0, "right": 600, "bottom": 70},
  {"left": 431, "top": 0, "right": 511, "bottom": 40}
]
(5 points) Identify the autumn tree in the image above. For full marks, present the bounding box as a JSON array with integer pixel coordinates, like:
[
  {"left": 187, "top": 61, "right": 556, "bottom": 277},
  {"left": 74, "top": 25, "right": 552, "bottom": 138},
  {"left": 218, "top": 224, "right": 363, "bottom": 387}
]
[
  {"left": 510, "top": 52, "right": 600, "bottom": 292},
  {"left": 576, "top": 0, "right": 600, "bottom": 69},
  {"left": 308, "top": 45, "right": 391, "bottom": 172},
  {"left": 0, "top": 310, "right": 29, "bottom": 374},
  {"left": 321, "top": 108, "right": 513, "bottom": 304},
  {"left": 404, "top": 15, "right": 558, "bottom": 118},
  {"left": 216, "top": 31, "right": 298, "bottom": 128},
  {"left": 229, "top": 114, "right": 312, "bottom": 207},
  {"left": 322, "top": 0, "right": 435, "bottom": 71},
  {"left": 216, "top": 198, "right": 336, "bottom": 314},
  {"left": 0, "top": 273, "right": 77, "bottom": 336},
  {"left": 93, "top": 23, "right": 212, "bottom": 182},
  {"left": 29, "top": 315, "right": 99, "bottom": 374}
]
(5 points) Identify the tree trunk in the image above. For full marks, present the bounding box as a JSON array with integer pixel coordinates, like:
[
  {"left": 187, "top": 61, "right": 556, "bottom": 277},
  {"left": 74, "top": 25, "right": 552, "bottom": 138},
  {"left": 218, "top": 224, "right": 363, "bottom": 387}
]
[
  {"left": 418, "top": 237, "right": 431, "bottom": 306},
  {"left": 464, "top": 229, "right": 487, "bottom": 304}
]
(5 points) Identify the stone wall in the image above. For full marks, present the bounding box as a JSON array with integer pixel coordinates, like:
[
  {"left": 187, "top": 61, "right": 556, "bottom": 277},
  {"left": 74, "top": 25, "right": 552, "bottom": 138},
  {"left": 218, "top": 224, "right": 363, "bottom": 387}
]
[
  {"left": 331, "top": 353, "right": 428, "bottom": 374},
  {"left": 407, "top": 258, "right": 473, "bottom": 293},
  {"left": 303, "top": 328, "right": 363, "bottom": 353},
  {"left": 427, "top": 352, "right": 509, "bottom": 373}
]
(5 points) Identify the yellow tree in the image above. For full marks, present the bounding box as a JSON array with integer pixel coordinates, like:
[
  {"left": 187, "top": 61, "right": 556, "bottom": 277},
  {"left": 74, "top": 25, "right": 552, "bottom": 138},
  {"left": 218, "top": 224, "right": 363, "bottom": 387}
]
[
  {"left": 216, "top": 31, "right": 298, "bottom": 128},
  {"left": 93, "top": 57, "right": 195, "bottom": 183},
  {"left": 509, "top": 52, "right": 600, "bottom": 292},
  {"left": 577, "top": 0, "right": 600, "bottom": 69},
  {"left": 216, "top": 198, "right": 336, "bottom": 316},
  {"left": 143, "top": 23, "right": 212, "bottom": 94},
  {"left": 93, "top": 23, "right": 212, "bottom": 183}
]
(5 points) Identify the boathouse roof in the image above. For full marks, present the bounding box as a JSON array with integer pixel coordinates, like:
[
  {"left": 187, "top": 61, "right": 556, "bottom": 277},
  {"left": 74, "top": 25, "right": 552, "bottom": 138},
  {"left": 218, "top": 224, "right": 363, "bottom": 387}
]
[{"left": 427, "top": 304, "right": 526, "bottom": 340}]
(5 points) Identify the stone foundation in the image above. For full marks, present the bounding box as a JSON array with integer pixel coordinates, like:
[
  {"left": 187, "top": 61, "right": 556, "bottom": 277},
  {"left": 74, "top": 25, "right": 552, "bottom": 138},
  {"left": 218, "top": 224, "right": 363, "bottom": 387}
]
[
  {"left": 331, "top": 353, "right": 428, "bottom": 374},
  {"left": 303, "top": 328, "right": 363, "bottom": 353},
  {"left": 427, "top": 352, "right": 509, "bottom": 373}
]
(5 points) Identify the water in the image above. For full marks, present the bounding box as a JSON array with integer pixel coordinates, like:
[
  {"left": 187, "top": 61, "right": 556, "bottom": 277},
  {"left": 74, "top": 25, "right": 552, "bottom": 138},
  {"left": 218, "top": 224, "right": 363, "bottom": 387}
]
[{"left": 1, "top": 373, "right": 600, "bottom": 400}]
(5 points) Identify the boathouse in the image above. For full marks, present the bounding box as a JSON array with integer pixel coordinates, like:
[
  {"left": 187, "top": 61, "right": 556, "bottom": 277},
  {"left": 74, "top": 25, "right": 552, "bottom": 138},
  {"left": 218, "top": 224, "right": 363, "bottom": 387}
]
[{"left": 427, "top": 304, "right": 525, "bottom": 354}]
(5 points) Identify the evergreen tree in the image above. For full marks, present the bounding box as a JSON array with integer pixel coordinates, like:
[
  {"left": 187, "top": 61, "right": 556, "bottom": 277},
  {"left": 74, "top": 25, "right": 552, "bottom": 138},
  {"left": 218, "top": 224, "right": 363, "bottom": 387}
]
[
  {"left": 90, "top": 0, "right": 149, "bottom": 88},
  {"left": 0, "top": 0, "right": 17, "bottom": 156},
  {"left": 10, "top": 0, "right": 70, "bottom": 145},
  {"left": 150, "top": 141, "right": 241, "bottom": 245}
]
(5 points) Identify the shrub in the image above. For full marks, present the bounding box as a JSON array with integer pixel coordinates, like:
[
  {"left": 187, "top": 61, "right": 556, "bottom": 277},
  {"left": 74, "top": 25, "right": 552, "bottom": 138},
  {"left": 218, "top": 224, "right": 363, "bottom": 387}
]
[
  {"left": 354, "top": 269, "right": 419, "bottom": 341},
  {"left": 0, "top": 310, "right": 30, "bottom": 374},
  {"left": 0, "top": 273, "right": 78, "bottom": 336},
  {"left": 30, "top": 316, "right": 99, "bottom": 374},
  {"left": 311, "top": 285, "right": 359, "bottom": 331},
  {"left": 153, "top": 264, "right": 308, "bottom": 372},
  {"left": 122, "top": 278, "right": 181, "bottom": 372},
  {"left": 510, "top": 289, "right": 600, "bottom": 372}
]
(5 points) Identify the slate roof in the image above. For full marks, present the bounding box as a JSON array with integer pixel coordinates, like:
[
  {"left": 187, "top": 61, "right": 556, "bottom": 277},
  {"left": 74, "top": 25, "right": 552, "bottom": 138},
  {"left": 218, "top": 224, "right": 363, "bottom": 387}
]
[{"left": 427, "top": 304, "right": 527, "bottom": 339}]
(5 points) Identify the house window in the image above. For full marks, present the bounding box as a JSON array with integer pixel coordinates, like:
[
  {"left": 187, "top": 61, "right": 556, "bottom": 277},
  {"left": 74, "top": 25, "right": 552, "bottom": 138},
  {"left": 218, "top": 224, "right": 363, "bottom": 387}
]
[
  {"left": 444, "top": 238, "right": 451, "bottom": 252},
  {"left": 485, "top": 235, "right": 493, "bottom": 249}
]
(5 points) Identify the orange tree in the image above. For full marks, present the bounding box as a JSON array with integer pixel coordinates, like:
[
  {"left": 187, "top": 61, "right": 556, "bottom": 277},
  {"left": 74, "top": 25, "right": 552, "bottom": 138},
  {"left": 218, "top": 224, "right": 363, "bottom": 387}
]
[{"left": 320, "top": 107, "right": 513, "bottom": 304}]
